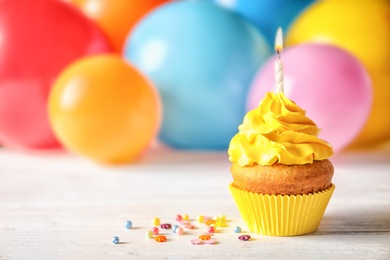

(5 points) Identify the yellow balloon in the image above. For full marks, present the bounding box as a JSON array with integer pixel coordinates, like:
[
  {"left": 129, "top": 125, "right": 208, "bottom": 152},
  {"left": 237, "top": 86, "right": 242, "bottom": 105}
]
[{"left": 286, "top": 0, "right": 390, "bottom": 148}]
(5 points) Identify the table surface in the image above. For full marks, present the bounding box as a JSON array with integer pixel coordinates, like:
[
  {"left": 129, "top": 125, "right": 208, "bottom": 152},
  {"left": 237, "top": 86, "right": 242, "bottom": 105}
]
[{"left": 1, "top": 147, "right": 390, "bottom": 259}]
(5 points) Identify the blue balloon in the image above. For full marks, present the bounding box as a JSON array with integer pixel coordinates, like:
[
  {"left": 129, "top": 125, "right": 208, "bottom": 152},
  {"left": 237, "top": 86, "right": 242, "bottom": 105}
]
[
  {"left": 124, "top": 1, "right": 270, "bottom": 150},
  {"left": 203, "top": 0, "right": 315, "bottom": 46}
]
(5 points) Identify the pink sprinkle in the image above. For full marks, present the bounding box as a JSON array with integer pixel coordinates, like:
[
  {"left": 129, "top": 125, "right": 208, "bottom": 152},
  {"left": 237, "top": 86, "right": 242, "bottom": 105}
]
[
  {"left": 207, "top": 226, "right": 215, "bottom": 233},
  {"left": 203, "top": 238, "right": 217, "bottom": 245},
  {"left": 176, "top": 227, "right": 184, "bottom": 235},
  {"left": 184, "top": 224, "right": 196, "bottom": 229},
  {"left": 190, "top": 238, "right": 203, "bottom": 245},
  {"left": 175, "top": 214, "right": 183, "bottom": 221}
]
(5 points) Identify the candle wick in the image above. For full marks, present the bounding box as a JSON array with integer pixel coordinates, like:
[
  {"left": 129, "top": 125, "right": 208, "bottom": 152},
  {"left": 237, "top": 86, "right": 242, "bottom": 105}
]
[{"left": 276, "top": 50, "right": 281, "bottom": 60}]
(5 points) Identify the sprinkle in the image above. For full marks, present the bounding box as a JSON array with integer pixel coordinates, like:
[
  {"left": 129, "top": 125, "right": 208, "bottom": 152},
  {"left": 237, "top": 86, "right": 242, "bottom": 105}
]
[
  {"left": 238, "top": 235, "right": 251, "bottom": 241},
  {"left": 203, "top": 238, "right": 217, "bottom": 245},
  {"left": 197, "top": 215, "right": 204, "bottom": 223},
  {"left": 207, "top": 226, "right": 215, "bottom": 233},
  {"left": 184, "top": 224, "right": 196, "bottom": 229},
  {"left": 205, "top": 219, "right": 215, "bottom": 225},
  {"left": 152, "top": 227, "right": 159, "bottom": 235},
  {"left": 112, "top": 236, "right": 119, "bottom": 244},
  {"left": 146, "top": 231, "right": 153, "bottom": 239},
  {"left": 190, "top": 238, "right": 203, "bottom": 245},
  {"left": 154, "top": 235, "right": 167, "bottom": 242},
  {"left": 234, "top": 226, "right": 241, "bottom": 233},
  {"left": 172, "top": 224, "right": 179, "bottom": 233},
  {"left": 182, "top": 214, "right": 189, "bottom": 221},
  {"left": 176, "top": 227, "right": 184, "bottom": 235},
  {"left": 152, "top": 218, "right": 160, "bottom": 226},
  {"left": 198, "top": 234, "right": 211, "bottom": 241},
  {"left": 175, "top": 214, "right": 183, "bottom": 221},
  {"left": 161, "top": 223, "right": 172, "bottom": 229},
  {"left": 125, "top": 220, "right": 132, "bottom": 229}
]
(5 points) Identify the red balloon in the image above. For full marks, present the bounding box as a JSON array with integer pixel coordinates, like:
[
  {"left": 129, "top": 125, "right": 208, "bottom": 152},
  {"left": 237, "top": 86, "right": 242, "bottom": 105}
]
[{"left": 0, "top": 0, "right": 112, "bottom": 150}]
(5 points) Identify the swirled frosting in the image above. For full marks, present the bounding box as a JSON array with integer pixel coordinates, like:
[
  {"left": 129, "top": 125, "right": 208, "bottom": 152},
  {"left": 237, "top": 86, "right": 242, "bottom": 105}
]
[{"left": 228, "top": 92, "right": 333, "bottom": 166}]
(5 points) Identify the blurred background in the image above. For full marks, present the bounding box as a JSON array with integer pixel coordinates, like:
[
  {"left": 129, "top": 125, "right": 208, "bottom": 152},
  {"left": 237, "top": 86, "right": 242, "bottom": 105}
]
[{"left": 0, "top": 0, "right": 389, "bottom": 165}]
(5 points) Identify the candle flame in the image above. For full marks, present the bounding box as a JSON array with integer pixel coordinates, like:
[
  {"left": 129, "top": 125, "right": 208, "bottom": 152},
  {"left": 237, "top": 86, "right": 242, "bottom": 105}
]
[{"left": 275, "top": 27, "right": 283, "bottom": 53}]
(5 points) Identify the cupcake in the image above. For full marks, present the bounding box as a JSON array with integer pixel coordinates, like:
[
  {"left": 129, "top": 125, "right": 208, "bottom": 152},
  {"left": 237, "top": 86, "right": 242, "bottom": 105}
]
[{"left": 228, "top": 91, "right": 335, "bottom": 236}]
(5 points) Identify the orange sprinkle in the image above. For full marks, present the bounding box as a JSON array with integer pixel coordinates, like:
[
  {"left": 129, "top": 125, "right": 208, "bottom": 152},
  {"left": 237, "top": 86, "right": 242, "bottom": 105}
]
[
  {"left": 154, "top": 235, "right": 167, "bottom": 242},
  {"left": 205, "top": 220, "right": 215, "bottom": 225},
  {"left": 198, "top": 234, "right": 211, "bottom": 241}
]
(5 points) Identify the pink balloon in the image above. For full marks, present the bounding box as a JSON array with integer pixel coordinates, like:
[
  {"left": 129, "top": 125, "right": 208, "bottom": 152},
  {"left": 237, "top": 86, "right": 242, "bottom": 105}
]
[{"left": 248, "top": 44, "right": 372, "bottom": 153}]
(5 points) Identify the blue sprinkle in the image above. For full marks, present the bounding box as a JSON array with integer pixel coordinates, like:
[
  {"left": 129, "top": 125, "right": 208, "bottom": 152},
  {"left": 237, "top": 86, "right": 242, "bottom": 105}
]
[
  {"left": 125, "top": 220, "right": 133, "bottom": 229},
  {"left": 172, "top": 224, "right": 179, "bottom": 233},
  {"left": 234, "top": 226, "right": 241, "bottom": 233},
  {"left": 112, "top": 236, "right": 119, "bottom": 244}
]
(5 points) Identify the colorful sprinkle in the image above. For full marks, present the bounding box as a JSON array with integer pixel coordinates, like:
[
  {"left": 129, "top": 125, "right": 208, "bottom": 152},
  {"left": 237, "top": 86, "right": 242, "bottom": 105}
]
[
  {"left": 146, "top": 231, "right": 153, "bottom": 239},
  {"left": 184, "top": 224, "right": 196, "bottom": 229},
  {"left": 152, "top": 227, "right": 159, "bottom": 235},
  {"left": 152, "top": 218, "right": 160, "bottom": 226},
  {"left": 112, "top": 236, "right": 119, "bottom": 244},
  {"left": 161, "top": 223, "right": 172, "bottom": 229},
  {"left": 197, "top": 215, "right": 204, "bottom": 223},
  {"left": 175, "top": 214, "right": 183, "bottom": 221},
  {"left": 198, "top": 234, "right": 211, "bottom": 241},
  {"left": 154, "top": 235, "right": 167, "bottom": 242},
  {"left": 125, "top": 220, "right": 132, "bottom": 229},
  {"left": 207, "top": 226, "right": 215, "bottom": 233},
  {"left": 203, "top": 238, "right": 217, "bottom": 245},
  {"left": 182, "top": 214, "right": 189, "bottom": 221},
  {"left": 238, "top": 235, "right": 251, "bottom": 241},
  {"left": 205, "top": 219, "right": 215, "bottom": 225},
  {"left": 190, "top": 238, "right": 203, "bottom": 245},
  {"left": 176, "top": 227, "right": 184, "bottom": 235},
  {"left": 172, "top": 224, "right": 179, "bottom": 233}
]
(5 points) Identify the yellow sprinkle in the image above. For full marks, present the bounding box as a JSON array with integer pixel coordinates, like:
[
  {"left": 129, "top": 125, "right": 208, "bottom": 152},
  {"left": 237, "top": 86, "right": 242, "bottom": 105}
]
[{"left": 152, "top": 218, "right": 160, "bottom": 226}]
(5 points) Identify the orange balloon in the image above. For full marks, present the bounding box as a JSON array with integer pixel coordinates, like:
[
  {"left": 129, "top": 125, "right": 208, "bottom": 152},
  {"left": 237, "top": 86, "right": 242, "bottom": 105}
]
[
  {"left": 67, "top": 0, "right": 169, "bottom": 53},
  {"left": 48, "top": 55, "right": 161, "bottom": 164}
]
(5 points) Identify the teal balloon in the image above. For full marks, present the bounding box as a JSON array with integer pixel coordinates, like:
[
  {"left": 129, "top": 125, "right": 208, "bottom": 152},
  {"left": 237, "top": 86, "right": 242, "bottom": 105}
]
[
  {"left": 124, "top": 1, "right": 270, "bottom": 149},
  {"left": 204, "top": 0, "right": 315, "bottom": 46}
]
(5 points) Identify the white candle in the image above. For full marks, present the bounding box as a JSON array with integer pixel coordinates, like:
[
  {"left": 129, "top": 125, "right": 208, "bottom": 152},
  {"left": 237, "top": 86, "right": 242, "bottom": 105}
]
[{"left": 274, "top": 28, "right": 284, "bottom": 93}]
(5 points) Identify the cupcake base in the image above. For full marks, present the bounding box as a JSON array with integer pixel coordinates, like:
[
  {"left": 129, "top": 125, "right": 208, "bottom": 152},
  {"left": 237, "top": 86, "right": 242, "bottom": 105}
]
[{"left": 229, "top": 183, "right": 335, "bottom": 236}]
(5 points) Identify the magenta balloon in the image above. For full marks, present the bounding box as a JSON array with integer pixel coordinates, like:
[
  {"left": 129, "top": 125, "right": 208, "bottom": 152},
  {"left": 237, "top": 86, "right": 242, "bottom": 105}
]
[{"left": 248, "top": 44, "right": 372, "bottom": 152}]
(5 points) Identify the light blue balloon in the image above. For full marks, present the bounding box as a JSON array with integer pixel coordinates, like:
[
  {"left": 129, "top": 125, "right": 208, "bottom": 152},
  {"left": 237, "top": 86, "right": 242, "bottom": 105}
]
[
  {"left": 204, "top": 0, "right": 315, "bottom": 46},
  {"left": 124, "top": 1, "right": 271, "bottom": 150}
]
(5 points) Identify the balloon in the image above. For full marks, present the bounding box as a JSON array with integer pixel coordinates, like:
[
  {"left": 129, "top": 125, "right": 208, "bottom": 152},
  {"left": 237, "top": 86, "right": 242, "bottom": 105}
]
[
  {"left": 124, "top": 1, "right": 271, "bottom": 150},
  {"left": 67, "top": 0, "right": 170, "bottom": 53},
  {"left": 248, "top": 44, "right": 372, "bottom": 153},
  {"left": 0, "top": 0, "right": 112, "bottom": 150},
  {"left": 203, "top": 0, "right": 315, "bottom": 46},
  {"left": 48, "top": 55, "right": 161, "bottom": 164},
  {"left": 286, "top": 0, "right": 390, "bottom": 148}
]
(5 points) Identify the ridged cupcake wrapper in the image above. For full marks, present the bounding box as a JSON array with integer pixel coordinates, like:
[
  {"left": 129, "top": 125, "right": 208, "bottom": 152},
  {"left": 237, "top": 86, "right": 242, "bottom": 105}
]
[{"left": 229, "top": 183, "right": 335, "bottom": 236}]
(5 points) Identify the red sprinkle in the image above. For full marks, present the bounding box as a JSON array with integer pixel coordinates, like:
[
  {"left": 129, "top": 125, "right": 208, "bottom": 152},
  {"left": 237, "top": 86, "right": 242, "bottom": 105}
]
[
  {"left": 175, "top": 214, "right": 183, "bottom": 221},
  {"left": 207, "top": 226, "right": 215, "bottom": 233},
  {"left": 152, "top": 227, "right": 159, "bottom": 235},
  {"left": 238, "top": 235, "right": 251, "bottom": 241}
]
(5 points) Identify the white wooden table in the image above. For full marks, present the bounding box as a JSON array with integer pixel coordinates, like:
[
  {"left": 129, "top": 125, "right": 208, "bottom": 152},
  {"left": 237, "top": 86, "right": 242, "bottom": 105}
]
[{"left": 1, "top": 147, "right": 389, "bottom": 259}]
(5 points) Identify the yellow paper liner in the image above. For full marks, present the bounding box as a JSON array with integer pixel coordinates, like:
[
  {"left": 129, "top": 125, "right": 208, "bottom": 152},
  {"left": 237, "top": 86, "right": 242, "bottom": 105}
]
[{"left": 229, "top": 183, "right": 335, "bottom": 236}]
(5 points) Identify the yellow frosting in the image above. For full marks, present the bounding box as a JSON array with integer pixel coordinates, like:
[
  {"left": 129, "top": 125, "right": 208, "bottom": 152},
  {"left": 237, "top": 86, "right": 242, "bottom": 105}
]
[{"left": 228, "top": 92, "right": 333, "bottom": 166}]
